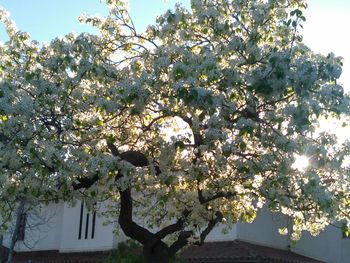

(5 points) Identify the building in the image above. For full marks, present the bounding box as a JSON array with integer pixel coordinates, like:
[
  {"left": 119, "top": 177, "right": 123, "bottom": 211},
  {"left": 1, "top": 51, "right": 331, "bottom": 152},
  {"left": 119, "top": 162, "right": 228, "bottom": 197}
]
[{"left": 1, "top": 202, "right": 348, "bottom": 263}]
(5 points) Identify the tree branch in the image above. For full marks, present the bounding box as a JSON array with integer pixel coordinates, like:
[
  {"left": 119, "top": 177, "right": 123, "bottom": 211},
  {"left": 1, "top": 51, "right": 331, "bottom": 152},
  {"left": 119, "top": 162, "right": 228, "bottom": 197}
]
[
  {"left": 198, "top": 188, "right": 237, "bottom": 204},
  {"left": 119, "top": 188, "right": 154, "bottom": 244},
  {"left": 154, "top": 209, "right": 191, "bottom": 240},
  {"left": 168, "top": 230, "right": 192, "bottom": 256},
  {"left": 107, "top": 142, "right": 149, "bottom": 167},
  {"left": 72, "top": 173, "right": 99, "bottom": 190},
  {"left": 196, "top": 211, "right": 223, "bottom": 245}
]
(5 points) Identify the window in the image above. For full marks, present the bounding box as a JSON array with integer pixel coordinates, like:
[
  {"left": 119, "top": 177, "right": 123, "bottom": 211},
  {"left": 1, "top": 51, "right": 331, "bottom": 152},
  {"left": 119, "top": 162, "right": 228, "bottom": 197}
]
[
  {"left": 78, "top": 203, "right": 84, "bottom": 240},
  {"left": 78, "top": 202, "right": 97, "bottom": 240},
  {"left": 17, "top": 213, "right": 27, "bottom": 241},
  {"left": 91, "top": 211, "right": 96, "bottom": 239}
]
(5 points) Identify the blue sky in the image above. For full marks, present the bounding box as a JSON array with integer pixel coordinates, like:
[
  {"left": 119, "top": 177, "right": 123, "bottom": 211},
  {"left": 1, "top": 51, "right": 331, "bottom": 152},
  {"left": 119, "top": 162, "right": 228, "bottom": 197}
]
[
  {"left": 0, "top": 0, "right": 190, "bottom": 41},
  {"left": 0, "top": 0, "right": 349, "bottom": 88},
  {"left": 303, "top": 0, "right": 350, "bottom": 88}
]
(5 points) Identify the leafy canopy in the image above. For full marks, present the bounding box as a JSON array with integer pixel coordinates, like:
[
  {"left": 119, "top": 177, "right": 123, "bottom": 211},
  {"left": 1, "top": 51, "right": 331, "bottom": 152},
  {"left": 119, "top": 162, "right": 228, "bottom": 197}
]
[{"left": 1, "top": 0, "right": 350, "bottom": 249}]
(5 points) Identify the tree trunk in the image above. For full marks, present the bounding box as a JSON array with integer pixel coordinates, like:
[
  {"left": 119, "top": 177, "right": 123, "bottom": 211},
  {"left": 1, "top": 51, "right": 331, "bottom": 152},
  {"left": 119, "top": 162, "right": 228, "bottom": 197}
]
[
  {"left": 143, "top": 241, "right": 172, "bottom": 263},
  {"left": 7, "top": 200, "right": 25, "bottom": 263},
  {"left": 0, "top": 235, "right": 6, "bottom": 263}
]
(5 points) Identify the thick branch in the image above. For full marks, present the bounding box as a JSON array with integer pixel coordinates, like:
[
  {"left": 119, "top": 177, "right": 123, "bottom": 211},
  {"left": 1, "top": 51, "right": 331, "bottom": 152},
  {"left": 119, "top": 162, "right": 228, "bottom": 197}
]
[
  {"left": 119, "top": 189, "right": 154, "bottom": 244},
  {"left": 176, "top": 114, "right": 203, "bottom": 147},
  {"left": 198, "top": 189, "right": 237, "bottom": 204},
  {"left": 154, "top": 209, "right": 191, "bottom": 240},
  {"left": 72, "top": 173, "right": 99, "bottom": 190},
  {"left": 168, "top": 230, "right": 193, "bottom": 256},
  {"left": 166, "top": 210, "right": 224, "bottom": 257},
  {"left": 105, "top": 142, "right": 158, "bottom": 244},
  {"left": 107, "top": 142, "right": 149, "bottom": 167},
  {"left": 107, "top": 141, "right": 120, "bottom": 156},
  {"left": 196, "top": 211, "right": 224, "bottom": 245}
]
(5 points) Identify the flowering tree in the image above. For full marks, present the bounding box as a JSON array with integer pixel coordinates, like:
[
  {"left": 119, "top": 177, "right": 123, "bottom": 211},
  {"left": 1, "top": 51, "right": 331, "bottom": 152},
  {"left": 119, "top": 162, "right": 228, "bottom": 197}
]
[{"left": 1, "top": 0, "right": 350, "bottom": 262}]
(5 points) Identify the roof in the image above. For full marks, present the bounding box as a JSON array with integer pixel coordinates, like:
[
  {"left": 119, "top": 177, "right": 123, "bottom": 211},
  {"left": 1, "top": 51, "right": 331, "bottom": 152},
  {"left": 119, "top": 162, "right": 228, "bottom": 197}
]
[
  {"left": 12, "top": 250, "right": 109, "bottom": 263},
  {"left": 11, "top": 240, "right": 327, "bottom": 263},
  {"left": 181, "top": 240, "right": 326, "bottom": 263}
]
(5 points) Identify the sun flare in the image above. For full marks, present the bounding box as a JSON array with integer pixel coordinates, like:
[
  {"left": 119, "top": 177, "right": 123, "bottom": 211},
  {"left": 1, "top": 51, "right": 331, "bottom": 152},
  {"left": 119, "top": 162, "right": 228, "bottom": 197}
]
[{"left": 292, "top": 155, "right": 309, "bottom": 171}]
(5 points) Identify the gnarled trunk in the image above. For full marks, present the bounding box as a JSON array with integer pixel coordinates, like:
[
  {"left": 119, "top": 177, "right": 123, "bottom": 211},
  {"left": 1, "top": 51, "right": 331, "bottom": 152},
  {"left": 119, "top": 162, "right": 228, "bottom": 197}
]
[
  {"left": 143, "top": 241, "right": 172, "bottom": 263},
  {"left": 73, "top": 144, "right": 223, "bottom": 263}
]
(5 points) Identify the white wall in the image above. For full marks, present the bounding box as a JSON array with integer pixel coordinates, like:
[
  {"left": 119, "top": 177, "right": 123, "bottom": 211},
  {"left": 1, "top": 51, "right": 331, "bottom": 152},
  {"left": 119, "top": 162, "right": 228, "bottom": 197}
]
[
  {"left": 6, "top": 203, "right": 64, "bottom": 252},
  {"left": 236, "top": 208, "right": 290, "bottom": 250},
  {"left": 292, "top": 226, "right": 350, "bottom": 263},
  {"left": 206, "top": 224, "right": 237, "bottom": 242},
  {"left": 8, "top": 201, "right": 350, "bottom": 263},
  {"left": 234, "top": 207, "right": 350, "bottom": 263}
]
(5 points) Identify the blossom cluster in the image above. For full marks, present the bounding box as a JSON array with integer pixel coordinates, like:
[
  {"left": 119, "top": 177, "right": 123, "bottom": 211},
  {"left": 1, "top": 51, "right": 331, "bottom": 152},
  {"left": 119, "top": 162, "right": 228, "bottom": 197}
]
[{"left": 0, "top": 0, "right": 350, "bottom": 245}]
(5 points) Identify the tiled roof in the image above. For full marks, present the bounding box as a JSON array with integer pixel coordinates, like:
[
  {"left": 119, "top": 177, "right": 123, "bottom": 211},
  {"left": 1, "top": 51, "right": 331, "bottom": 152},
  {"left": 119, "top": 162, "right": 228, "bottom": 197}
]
[
  {"left": 181, "top": 240, "right": 326, "bottom": 263},
  {"left": 10, "top": 240, "right": 326, "bottom": 263},
  {"left": 13, "top": 250, "right": 109, "bottom": 263}
]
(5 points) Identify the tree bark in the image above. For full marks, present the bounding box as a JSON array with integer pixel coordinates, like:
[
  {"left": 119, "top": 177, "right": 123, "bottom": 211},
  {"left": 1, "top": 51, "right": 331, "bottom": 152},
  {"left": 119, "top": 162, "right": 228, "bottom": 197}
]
[
  {"left": 143, "top": 240, "right": 172, "bottom": 263},
  {"left": 72, "top": 143, "right": 225, "bottom": 263},
  {"left": 7, "top": 199, "right": 25, "bottom": 263}
]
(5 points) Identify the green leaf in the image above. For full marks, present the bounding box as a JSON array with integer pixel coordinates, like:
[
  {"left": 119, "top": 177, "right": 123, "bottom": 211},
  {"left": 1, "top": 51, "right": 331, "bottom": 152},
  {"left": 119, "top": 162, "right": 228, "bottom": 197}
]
[
  {"left": 130, "top": 108, "right": 141, "bottom": 115},
  {"left": 164, "top": 176, "right": 173, "bottom": 187},
  {"left": 106, "top": 134, "right": 116, "bottom": 144},
  {"left": 239, "top": 141, "right": 247, "bottom": 151},
  {"left": 239, "top": 126, "right": 254, "bottom": 137},
  {"left": 342, "top": 224, "right": 349, "bottom": 238},
  {"left": 175, "top": 141, "right": 185, "bottom": 149},
  {"left": 159, "top": 195, "right": 168, "bottom": 207},
  {"left": 238, "top": 166, "right": 250, "bottom": 173},
  {"left": 25, "top": 72, "right": 36, "bottom": 81},
  {"left": 173, "top": 67, "right": 185, "bottom": 81},
  {"left": 96, "top": 119, "right": 103, "bottom": 126}
]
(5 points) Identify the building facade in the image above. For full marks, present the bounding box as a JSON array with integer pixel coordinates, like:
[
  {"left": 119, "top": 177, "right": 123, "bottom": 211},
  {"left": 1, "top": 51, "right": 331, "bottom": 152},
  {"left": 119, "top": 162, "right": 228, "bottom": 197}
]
[{"left": 2, "top": 202, "right": 349, "bottom": 263}]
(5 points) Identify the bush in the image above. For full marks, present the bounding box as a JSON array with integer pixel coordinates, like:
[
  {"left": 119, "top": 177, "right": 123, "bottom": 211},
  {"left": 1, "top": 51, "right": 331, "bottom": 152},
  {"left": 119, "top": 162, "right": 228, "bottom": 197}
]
[
  {"left": 101, "top": 240, "right": 144, "bottom": 263},
  {"left": 101, "top": 240, "right": 184, "bottom": 263}
]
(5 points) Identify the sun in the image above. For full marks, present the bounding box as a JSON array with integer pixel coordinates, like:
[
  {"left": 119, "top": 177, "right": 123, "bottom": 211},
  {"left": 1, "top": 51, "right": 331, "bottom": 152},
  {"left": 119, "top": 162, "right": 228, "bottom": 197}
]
[{"left": 292, "top": 154, "right": 309, "bottom": 171}]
